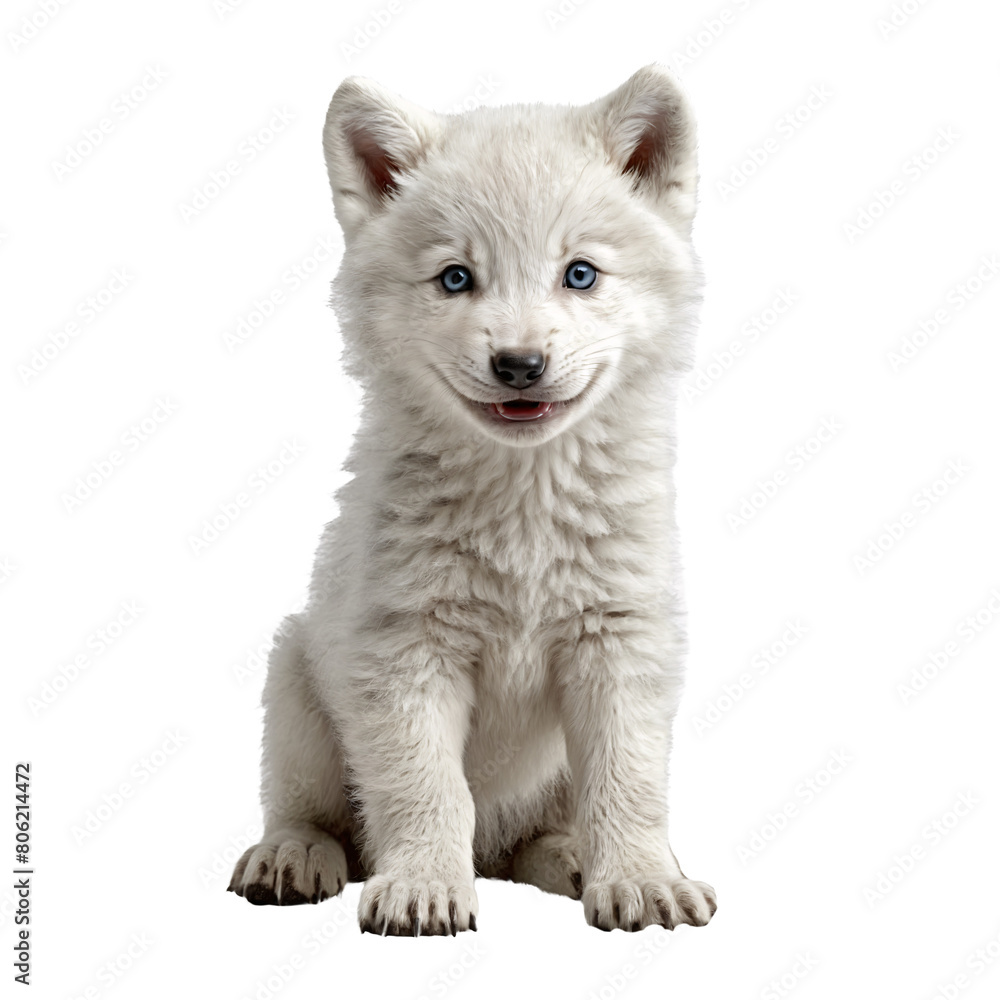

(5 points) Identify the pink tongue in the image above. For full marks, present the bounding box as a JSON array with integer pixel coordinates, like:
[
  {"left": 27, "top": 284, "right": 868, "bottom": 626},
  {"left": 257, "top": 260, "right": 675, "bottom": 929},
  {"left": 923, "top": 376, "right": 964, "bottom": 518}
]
[{"left": 493, "top": 400, "right": 553, "bottom": 421}]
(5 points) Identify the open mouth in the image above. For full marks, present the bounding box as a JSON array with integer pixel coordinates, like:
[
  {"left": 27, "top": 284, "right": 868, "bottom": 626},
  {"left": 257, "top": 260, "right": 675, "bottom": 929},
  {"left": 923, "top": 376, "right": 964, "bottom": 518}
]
[
  {"left": 491, "top": 400, "right": 554, "bottom": 422},
  {"left": 434, "top": 363, "right": 606, "bottom": 431}
]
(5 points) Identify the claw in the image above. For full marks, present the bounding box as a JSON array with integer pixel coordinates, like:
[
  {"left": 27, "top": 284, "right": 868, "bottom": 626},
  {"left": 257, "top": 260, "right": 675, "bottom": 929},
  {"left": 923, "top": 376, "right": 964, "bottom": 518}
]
[
  {"left": 412, "top": 917, "right": 421, "bottom": 938},
  {"left": 469, "top": 913, "right": 477, "bottom": 932}
]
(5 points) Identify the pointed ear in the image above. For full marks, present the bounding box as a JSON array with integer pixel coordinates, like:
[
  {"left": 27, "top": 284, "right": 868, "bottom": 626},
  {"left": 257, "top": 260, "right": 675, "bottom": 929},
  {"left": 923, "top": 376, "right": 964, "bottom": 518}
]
[
  {"left": 591, "top": 65, "right": 698, "bottom": 228},
  {"left": 323, "top": 77, "right": 442, "bottom": 239}
]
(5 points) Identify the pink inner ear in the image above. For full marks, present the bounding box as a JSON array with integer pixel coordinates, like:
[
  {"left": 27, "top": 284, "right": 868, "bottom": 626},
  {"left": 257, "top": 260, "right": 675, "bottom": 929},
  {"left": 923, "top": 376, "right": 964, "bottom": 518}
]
[
  {"left": 622, "top": 115, "right": 666, "bottom": 180},
  {"left": 623, "top": 134, "right": 654, "bottom": 178},
  {"left": 349, "top": 127, "right": 400, "bottom": 197}
]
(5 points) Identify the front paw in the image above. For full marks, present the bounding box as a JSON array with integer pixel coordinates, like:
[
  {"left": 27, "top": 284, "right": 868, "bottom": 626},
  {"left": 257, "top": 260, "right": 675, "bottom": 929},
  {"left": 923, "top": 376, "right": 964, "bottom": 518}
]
[
  {"left": 228, "top": 834, "right": 347, "bottom": 906},
  {"left": 359, "top": 875, "right": 478, "bottom": 936},
  {"left": 583, "top": 875, "right": 716, "bottom": 932}
]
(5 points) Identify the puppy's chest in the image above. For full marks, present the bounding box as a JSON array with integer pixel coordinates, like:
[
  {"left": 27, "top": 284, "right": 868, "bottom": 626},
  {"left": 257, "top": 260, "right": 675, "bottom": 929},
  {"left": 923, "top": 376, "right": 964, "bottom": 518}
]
[
  {"left": 475, "top": 624, "right": 551, "bottom": 703},
  {"left": 381, "top": 451, "right": 632, "bottom": 615}
]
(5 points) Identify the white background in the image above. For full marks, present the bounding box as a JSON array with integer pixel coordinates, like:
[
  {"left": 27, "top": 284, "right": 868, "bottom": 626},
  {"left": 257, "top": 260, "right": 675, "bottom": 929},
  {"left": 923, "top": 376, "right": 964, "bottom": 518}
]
[{"left": 4, "top": 0, "right": 1000, "bottom": 997}]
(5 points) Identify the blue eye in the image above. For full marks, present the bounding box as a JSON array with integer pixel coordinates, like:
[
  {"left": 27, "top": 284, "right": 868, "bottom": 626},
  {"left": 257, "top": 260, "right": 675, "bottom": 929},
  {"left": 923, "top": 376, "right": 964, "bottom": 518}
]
[
  {"left": 564, "top": 260, "right": 597, "bottom": 290},
  {"left": 440, "top": 265, "right": 473, "bottom": 292}
]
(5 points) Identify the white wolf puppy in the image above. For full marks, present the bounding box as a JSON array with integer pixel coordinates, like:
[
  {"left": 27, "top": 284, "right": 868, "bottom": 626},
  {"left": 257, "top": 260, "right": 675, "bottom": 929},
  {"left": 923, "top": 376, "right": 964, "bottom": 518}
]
[{"left": 228, "top": 65, "right": 716, "bottom": 935}]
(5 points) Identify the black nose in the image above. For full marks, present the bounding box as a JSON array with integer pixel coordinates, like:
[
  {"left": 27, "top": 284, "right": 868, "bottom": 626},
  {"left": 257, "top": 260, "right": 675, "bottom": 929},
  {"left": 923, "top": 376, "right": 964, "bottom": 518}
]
[{"left": 492, "top": 352, "right": 545, "bottom": 389}]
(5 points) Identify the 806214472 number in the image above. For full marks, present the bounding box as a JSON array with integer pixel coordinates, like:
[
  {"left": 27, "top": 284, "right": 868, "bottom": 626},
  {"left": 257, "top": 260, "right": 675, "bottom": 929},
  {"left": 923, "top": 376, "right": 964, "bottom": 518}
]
[{"left": 15, "top": 762, "right": 31, "bottom": 866}]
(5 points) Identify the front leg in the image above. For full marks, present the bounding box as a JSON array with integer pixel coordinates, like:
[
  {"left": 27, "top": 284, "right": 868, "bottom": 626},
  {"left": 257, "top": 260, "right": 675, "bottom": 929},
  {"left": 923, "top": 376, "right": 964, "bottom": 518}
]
[
  {"left": 558, "top": 613, "right": 717, "bottom": 932},
  {"left": 333, "top": 615, "right": 479, "bottom": 936}
]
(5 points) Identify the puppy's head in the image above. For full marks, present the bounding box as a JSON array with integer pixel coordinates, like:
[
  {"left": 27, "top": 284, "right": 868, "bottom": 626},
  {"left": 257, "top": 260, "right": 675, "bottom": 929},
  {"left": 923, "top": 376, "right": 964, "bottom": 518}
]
[{"left": 323, "top": 66, "right": 700, "bottom": 447}]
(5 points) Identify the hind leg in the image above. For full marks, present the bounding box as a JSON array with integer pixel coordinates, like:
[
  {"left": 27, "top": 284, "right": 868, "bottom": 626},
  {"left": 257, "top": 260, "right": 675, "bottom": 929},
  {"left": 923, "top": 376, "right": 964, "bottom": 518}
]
[
  {"left": 228, "top": 615, "right": 353, "bottom": 906},
  {"left": 489, "top": 773, "right": 583, "bottom": 899},
  {"left": 510, "top": 831, "right": 583, "bottom": 899}
]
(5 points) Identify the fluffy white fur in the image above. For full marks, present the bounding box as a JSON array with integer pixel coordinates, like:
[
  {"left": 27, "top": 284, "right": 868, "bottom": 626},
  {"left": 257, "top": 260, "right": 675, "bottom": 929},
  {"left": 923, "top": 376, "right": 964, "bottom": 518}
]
[{"left": 228, "top": 65, "right": 716, "bottom": 935}]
